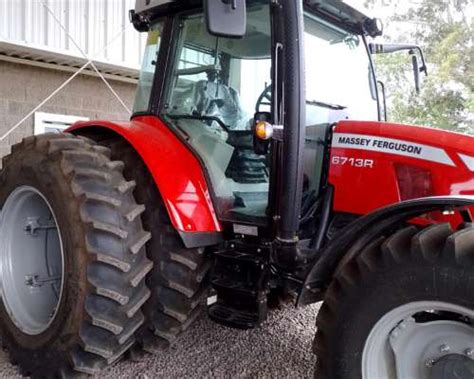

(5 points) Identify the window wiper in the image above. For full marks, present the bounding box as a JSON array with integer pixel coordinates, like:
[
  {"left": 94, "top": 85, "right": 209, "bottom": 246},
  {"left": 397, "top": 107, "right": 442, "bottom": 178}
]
[
  {"left": 165, "top": 113, "right": 230, "bottom": 132},
  {"left": 306, "top": 99, "right": 347, "bottom": 110}
]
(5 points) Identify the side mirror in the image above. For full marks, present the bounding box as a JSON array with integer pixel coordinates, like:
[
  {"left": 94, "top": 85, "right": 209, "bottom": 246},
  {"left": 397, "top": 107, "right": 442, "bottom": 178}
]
[
  {"left": 204, "top": 0, "right": 246, "bottom": 38},
  {"left": 252, "top": 112, "right": 272, "bottom": 155}
]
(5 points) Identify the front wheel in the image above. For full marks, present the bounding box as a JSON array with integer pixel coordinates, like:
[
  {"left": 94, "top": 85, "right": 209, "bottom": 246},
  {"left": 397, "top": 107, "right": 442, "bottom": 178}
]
[{"left": 314, "top": 224, "right": 474, "bottom": 379}]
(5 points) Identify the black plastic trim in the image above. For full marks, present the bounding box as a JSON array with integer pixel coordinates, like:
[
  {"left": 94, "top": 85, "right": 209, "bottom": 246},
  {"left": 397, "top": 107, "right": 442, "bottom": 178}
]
[
  {"left": 178, "top": 230, "right": 224, "bottom": 248},
  {"left": 311, "top": 185, "right": 333, "bottom": 250},
  {"left": 275, "top": 0, "right": 306, "bottom": 243},
  {"left": 149, "top": 15, "right": 178, "bottom": 115},
  {"left": 135, "top": 1, "right": 201, "bottom": 24},
  {"left": 298, "top": 196, "right": 474, "bottom": 306},
  {"left": 130, "top": 111, "right": 152, "bottom": 119}
]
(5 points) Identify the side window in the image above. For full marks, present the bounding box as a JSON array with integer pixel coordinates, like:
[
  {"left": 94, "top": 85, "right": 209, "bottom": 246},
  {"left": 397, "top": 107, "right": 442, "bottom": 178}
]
[
  {"left": 133, "top": 22, "right": 164, "bottom": 114},
  {"left": 161, "top": 4, "right": 273, "bottom": 220}
]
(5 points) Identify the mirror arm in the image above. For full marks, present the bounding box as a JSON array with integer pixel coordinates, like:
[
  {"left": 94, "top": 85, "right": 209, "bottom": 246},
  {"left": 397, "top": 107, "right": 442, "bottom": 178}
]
[
  {"left": 369, "top": 43, "right": 428, "bottom": 76},
  {"left": 377, "top": 80, "right": 388, "bottom": 121},
  {"left": 414, "top": 46, "right": 428, "bottom": 76},
  {"left": 410, "top": 53, "right": 421, "bottom": 94},
  {"left": 370, "top": 42, "right": 418, "bottom": 54}
]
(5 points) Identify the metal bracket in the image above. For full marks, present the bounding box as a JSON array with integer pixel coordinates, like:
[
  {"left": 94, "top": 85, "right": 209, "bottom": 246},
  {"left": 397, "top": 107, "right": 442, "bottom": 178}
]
[
  {"left": 25, "top": 275, "right": 61, "bottom": 288},
  {"left": 24, "top": 217, "right": 56, "bottom": 236}
]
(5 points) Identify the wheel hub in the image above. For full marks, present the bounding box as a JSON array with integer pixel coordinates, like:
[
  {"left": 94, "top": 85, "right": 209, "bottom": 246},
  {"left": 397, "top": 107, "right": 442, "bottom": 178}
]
[
  {"left": 0, "top": 186, "right": 65, "bottom": 335},
  {"left": 389, "top": 317, "right": 474, "bottom": 378},
  {"left": 430, "top": 354, "right": 474, "bottom": 379},
  {"left": 362, "top": 301, "right": 474, "bottom": 379}
]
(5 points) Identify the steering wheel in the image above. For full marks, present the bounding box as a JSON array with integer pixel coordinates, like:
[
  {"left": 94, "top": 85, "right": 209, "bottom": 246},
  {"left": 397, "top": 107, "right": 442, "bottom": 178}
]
[{"left": 255, "top": 85, "right": 272, "bottom": 113}]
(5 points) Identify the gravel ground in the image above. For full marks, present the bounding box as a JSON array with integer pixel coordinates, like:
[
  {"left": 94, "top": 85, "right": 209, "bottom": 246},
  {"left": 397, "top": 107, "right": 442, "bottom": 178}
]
[{"left": 0, "top": 303, "right": 321, "bottom": 378}]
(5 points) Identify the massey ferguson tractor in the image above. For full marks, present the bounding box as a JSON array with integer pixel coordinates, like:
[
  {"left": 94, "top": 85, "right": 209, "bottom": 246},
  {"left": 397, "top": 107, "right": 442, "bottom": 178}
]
[{"left": 0, "top": 0, "right": 472, "bottom": 377}]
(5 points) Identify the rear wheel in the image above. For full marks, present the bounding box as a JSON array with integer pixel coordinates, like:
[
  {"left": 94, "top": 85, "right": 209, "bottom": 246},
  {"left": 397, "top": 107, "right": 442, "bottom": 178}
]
[
  {"left": 0, "top": 134, "right": 152, "bottom": 376},
  {"left": 314, "top": 224, "right": 474, "bottom": 379},
  {"left": 97, "top": 138, "right": 211, "bottom": 352}
]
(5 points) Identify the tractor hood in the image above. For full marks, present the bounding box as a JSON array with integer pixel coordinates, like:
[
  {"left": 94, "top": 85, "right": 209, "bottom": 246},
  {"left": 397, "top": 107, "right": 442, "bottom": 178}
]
[{"left": 329, "top": 120, "right": 474, "bottom": 216}]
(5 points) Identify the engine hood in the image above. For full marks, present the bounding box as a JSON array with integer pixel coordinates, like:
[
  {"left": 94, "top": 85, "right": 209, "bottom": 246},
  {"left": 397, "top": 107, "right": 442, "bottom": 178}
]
[
  {"left": 329, "top": 120, "right": 474, "bottom": 215},
  {"left": 334, "top": 121, "right": 474, "bottom": 163}
]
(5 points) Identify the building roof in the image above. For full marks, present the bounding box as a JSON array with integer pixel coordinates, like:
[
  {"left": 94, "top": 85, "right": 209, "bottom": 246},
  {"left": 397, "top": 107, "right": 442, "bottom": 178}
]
[{"left": 0, "top": 0, "right": 145, "bottom": 81}]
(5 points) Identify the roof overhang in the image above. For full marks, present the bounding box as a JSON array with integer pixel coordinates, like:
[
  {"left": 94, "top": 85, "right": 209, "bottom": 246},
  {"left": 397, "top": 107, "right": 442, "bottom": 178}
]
[{"left": 0, "top": 41, "right": 139, "bottom": 84}]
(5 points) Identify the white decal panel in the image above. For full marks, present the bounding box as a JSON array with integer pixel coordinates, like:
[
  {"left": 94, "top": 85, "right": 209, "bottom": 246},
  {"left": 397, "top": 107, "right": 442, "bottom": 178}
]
[
  {"left": 332, "top": 133, "right": 455, "bottom": 167},
  {"left": 458, "top": 153, "right": 474, "bottom": 172}
]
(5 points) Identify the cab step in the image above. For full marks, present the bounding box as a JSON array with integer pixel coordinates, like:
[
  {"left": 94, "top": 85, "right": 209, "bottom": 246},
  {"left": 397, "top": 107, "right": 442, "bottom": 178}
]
[{"left": 207, "top": 246, "right": 269, "bottom": 329}]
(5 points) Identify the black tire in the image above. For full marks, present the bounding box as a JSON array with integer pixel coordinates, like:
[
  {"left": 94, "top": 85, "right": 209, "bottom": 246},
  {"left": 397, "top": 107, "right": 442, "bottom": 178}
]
[
  {"left": 313, "top": 223, "right": 474, "bottom": 379},
  {"left": 0, "top": 133, "right": 152, "bottom": 376},
  {"left": 98, "top": 138, "right": 211, "bottom": 352}
]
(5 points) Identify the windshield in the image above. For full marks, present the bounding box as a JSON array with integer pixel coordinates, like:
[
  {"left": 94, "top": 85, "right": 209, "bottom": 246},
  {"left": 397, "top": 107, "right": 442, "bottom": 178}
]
[
  {"left": 161, "top": 2, "right": 272, "bottom": 222},
  {"left": 304, "top": 13, "right": 379, "bottom": 125},
  {"left": 301, "top": 13, "right": 379, "bottom": 195}
]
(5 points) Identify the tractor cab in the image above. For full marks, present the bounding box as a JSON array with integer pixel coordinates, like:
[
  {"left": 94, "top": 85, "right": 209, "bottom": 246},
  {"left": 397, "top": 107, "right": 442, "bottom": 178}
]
[
  {"left": 128, "top": 0, "right": 386, "bottom": 328},
  {"left": 131, "top": 0, "right": 381, "bottom": 232}
]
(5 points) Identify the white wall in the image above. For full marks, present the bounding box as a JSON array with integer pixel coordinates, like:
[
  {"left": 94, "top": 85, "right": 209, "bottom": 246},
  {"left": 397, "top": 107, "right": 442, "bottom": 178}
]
[{"left": 0, "top": 0, "right": 146, "bottom": 69}]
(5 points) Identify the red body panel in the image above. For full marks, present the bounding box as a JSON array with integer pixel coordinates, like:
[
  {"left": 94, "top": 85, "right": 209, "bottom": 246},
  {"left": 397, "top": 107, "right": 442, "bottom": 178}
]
[
  {"left": 67, "top": 115, "right": 222, "bottom": 234},
  {"left": 330, "top": 120, "right": 474, "bottom": 215}
]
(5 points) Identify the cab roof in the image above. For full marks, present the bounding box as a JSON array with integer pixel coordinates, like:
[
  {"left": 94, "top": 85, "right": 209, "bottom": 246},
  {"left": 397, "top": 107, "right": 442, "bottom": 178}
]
[
  {"left": 132, "top": 0, "right": 377, "bottom": 36},
  {"left": 304, "top": 0, "right": 374, "bottom": 35},
  {"left": 134, "top": 0, "right": 174, "bottom": 15}
]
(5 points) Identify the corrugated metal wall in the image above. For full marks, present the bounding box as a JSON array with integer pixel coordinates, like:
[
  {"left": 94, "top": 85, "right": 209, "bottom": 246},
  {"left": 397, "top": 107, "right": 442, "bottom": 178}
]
[{"left": 0, "top": 0, "right": 146, "bottom": 69}]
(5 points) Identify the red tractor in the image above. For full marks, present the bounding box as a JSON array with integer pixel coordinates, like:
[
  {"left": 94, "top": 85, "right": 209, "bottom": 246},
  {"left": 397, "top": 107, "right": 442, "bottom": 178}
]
[{"left": 0, "top": 0, "right": 472, "bottom": 377}]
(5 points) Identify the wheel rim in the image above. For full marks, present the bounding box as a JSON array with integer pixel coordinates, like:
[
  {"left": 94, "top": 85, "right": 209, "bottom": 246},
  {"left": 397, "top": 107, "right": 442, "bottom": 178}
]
[
  {"left": 0, "top": 186, "right": 65, "bottom": 335},
  {"left": 362, "top": 301, "right": 474, "bottom": 379}
]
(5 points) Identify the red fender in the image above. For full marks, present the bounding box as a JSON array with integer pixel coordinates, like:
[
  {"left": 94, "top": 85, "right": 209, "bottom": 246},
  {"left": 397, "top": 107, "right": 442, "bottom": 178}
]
[{"left": 67, "top": 115, "right": 222, "bottom": 238}]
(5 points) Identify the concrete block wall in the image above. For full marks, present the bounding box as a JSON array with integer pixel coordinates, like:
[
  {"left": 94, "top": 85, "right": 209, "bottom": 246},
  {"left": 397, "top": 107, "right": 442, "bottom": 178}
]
[{"left": 0, "top": 60, "right": 137, "bottom": 160}]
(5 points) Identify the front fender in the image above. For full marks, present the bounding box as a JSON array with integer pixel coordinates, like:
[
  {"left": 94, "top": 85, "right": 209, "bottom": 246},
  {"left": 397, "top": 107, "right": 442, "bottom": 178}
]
[
  {"left": 67, "top": 115, "right": 222, "bottom": 247},
  {"left": 297, "top": 196, "right": 474, "bottom": 306}
]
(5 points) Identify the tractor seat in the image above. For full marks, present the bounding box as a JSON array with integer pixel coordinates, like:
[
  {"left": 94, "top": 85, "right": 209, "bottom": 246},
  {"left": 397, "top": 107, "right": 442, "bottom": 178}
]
[{"left": 194, "top": 80, "right": 248, "bottom": 130}]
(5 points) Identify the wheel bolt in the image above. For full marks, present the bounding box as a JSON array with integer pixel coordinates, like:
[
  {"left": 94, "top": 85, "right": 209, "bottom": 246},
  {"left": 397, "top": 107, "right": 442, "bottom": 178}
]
[
  {"left": 440, "top": 344, "right": 450, "bottom": 353},
  {"left": 465, "top": 348, "right": 473, "bottom": 358}
]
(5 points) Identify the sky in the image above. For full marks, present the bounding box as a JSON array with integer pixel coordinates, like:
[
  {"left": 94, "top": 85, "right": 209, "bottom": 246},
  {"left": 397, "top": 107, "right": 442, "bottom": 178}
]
[
  {"left": 345, "top": 0, "right": 474, "bottom": 21},
  {"left": 343, "top": 0, "right": 473, "bottom": 44}
]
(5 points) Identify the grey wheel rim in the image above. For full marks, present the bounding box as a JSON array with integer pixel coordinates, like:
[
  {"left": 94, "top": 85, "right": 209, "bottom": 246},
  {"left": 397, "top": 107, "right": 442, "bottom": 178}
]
[
  {"left": 362, "top": 301, "right": 474, "bottom": 379},
  {"left": 0, "top": 186, "right": 65, "bottom": 335}
]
